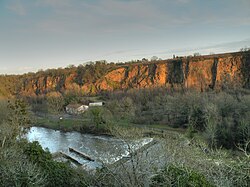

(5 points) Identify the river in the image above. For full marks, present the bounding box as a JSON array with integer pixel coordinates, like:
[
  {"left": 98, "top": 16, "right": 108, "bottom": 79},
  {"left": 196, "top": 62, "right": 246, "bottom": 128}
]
[{"left": 26, "top": 127, "right": 153, "bottom": 168}]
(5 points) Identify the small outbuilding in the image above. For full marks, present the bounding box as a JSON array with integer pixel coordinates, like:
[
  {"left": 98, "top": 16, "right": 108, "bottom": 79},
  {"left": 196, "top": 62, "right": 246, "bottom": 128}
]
[
  {"left": 89, "top": 102, "right": 104, "bottom": 107},
  {"left": 65, "top": 104, "right": 89, "bottom": 115}
]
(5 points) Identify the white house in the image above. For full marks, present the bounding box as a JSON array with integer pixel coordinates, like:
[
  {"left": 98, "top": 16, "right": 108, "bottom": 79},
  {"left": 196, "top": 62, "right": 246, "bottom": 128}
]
[
  {"left": 89, "top": 102, "right": 104, "bottom": 107},
  {"left": 65, "top": 104, "right": 89, "bottom": 115}
]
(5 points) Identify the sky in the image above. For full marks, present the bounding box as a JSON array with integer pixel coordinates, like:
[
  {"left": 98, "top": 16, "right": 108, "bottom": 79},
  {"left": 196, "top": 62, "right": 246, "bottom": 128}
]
[{"left": 0, "top": 0, "right": 250, "bottom": 74}]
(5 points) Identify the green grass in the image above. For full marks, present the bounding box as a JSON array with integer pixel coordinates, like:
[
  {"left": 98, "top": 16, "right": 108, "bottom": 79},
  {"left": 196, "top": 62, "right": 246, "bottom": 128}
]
[
  {"left": 35, "top": 114, "right": 187, "bottom": 137},
  {"left": 35, "top": 117, "right": 92, "bottom": 132},
  {"left": 139, "top": 123, "right": 186, "bottom": 133},
  {"left": 114, "top": 118, "right": 186, "bottom": 134},
  {"left": 34, "top": 114, "right": 112, "bottom": 135}
]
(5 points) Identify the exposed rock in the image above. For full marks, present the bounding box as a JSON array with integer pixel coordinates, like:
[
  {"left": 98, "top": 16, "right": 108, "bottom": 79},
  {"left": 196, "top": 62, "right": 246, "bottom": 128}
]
[
  {"left": 154, "top": 63, "right": 167, "bottom": 86},
  {"left": 18, "top": 51, "right": 250, "bottom": 96}
]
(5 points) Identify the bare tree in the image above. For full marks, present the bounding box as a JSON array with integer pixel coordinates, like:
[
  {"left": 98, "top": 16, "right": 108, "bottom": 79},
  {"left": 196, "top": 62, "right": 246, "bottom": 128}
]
[{"left": 46, "top": 91, "right": 65, "bottom": 114}]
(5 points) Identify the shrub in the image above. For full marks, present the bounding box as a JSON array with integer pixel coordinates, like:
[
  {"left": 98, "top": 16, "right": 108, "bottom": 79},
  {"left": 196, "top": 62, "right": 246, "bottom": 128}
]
[
  {"left": 151, "top": 164, "right": 214, "bottom": 187},
  {"left": 46, "top": 91, "right": 65, "bottom": 114},
  {"left": 0, "top": 144, "right": 46, "bottom": 187},
  {"left": 23, "top": 141, "right": 87, "bottom": 187}
]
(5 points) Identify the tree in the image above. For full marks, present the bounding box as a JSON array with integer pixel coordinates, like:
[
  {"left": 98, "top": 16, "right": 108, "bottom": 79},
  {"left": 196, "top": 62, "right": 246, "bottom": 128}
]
[
  {"left": 46, "top": 91, "right": 65, "bottom": 114},
  {"left": 88, "top": 107, "right": 113, "bottom": 130},
  {"left": 89, "top": 107, "right": 103, "bottom": 129},
  {"left": 240, "top": 47, "right": 250, "bottom": 52},
  {"left": 0, "top": 99, "right": 30, "bottom": 148},
  {"left": 106, "top": 96, "right": 136, "bottom": 121},
  {"left": 151, "top": 56, "right": 158, "bottom": 61},
  {"left": 66, "top": 64, "right": 76, "bottom": 69},
  {"left": 193, "top": 52, "right": 201, "bottom": 57}
]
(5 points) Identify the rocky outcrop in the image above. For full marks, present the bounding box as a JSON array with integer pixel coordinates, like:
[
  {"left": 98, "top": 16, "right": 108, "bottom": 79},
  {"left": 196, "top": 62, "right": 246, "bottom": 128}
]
[
  {"left": 94, "top": 52, "right": 250, "bottom": 92},
  {"left": 18, "top": 51, "right": 250, "bottom": 96}
]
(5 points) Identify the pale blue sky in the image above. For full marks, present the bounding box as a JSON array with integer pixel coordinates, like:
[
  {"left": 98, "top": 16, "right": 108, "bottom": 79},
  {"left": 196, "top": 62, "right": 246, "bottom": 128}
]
[{"left": 0, "top": 0, "right": 250, "bottom": 74}]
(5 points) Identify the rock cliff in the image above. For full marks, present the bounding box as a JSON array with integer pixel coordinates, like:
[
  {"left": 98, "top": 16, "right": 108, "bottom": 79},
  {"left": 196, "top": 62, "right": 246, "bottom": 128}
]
[{"left": 18, "top": 51, "right": 250, "bottom": 96}]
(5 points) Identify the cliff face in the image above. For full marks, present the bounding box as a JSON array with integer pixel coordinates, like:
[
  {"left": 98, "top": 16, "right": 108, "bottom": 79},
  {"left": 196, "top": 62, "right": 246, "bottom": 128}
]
[
  {"left": 94, "top": 52, "right": 250, "bottom": 92},
  {"left": 19, "top": 52, "right": 250, "bottom": 96}
]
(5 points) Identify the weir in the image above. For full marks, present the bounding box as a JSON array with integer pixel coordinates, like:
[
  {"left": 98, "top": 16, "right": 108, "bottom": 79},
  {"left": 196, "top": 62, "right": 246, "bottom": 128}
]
[
  {"left": 69, "top": 147, "right": 95, "bottom": 162},
  {"left": 27, "top": 127, "right": 157, "bottom": 170},
  {"left": 59, "top": 151, "right": 82, "bottom": 166},
  {"left": 110, "top": 139, "right": 158, "bottom": 168},
  {"left": 64, "top": 140, "right": 158, "bottom": 170}
]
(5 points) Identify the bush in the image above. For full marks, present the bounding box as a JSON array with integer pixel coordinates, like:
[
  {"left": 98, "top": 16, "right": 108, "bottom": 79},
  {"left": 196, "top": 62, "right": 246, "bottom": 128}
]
[
  {"left": 0, "top": 144, "right": 46, "bottom": 187},
  {"left": 23, "top": 141, "right": 87, "bottom": 187},
  {"left": 106, "top": 96, "right": 136, "bottom": 121},
  {"left": 151, "top": 164, "right": 215, "bottom": 187},
  {"left": 85, "top": 106, "right": 113, "bottom": 133},
  {"left": 46, "top": 91, "right": 65, "bottom": 114}
]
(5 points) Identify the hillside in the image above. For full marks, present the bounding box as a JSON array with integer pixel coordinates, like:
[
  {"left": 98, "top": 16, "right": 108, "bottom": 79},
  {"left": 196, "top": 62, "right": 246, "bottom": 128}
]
[{"left": 1, "top": 51, "right": 250, "bottom": 97}]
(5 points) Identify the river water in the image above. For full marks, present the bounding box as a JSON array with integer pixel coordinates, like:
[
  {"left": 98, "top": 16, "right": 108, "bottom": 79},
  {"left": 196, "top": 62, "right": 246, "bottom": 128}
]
[{"left": 26, "top": 127, "right": 153, "bottom": 168}]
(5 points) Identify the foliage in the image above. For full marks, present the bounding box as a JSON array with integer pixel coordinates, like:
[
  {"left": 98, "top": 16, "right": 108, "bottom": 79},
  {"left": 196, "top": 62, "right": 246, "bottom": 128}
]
[
  {"left": 75, "top": 61, "right": 111, "bottom": 85},
  {"left": 106, "top": 96, "right": 136, "bottom": 121},
  {"left": 0, "top": 75, "right": 20, "bottom": 97},
  {"left": 0, "top": 99, "right": 47, "bottom": 187},
  {"left": 23, "top": 141, "right": 87, "bottom": 187},
  {"left": 161, "top": 130, "right": 250, "bottom": 187},
  {"left": 23, "top": 141, "right": 52, "bottom": 163},
  {"left": 86, "top": 107, "right": 113, "bottom": 133},
  {"left": 0, "top": 99, "right": 30, "bottom": 148},
  {"left": 240, "top": 47, "right": 250, "bottom": 52},
  {"left": 83, "top": 126, "right": 249, "bottom": 187},
  {"left": 104, "top": 89, "right": 250, "bottom": 150},
  {"left": 63, "top": 89, "right": 82, "bottom": 105},
  {"left": 0, "top": 145, "right": 47, "bottom": 187},
  {"left": 0, "top": 99, "right": 88, "bottom": 186},
  {"left": 7, "top": 99, "right": 31, "bottom": 126},
  {"left": 89, "top": 107, "right": 103, "bottom": 128},
  {"left": 0, "top": 99, "right": 10, "bottom": 123},
  {"left": 46, "top": 91, "right": 65, "bottom": 114},
  {"left": 151, "top": 164, "right": 214, "bottom": 187},
  {"left": 1, "top": 91, "right": 249, "bottom": 186}
]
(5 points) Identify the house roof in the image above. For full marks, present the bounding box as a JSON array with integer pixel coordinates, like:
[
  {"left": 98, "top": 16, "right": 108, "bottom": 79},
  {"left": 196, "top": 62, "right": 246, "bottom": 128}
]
[{"left": 66, "top": 104, "right": 83, "bottom": 109}]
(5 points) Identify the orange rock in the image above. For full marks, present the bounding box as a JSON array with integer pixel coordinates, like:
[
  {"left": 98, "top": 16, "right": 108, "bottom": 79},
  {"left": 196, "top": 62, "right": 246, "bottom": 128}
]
[
  {"left": 154, "top": 63, "right": 167, "bottom": 86},
  {"left": 18, "top": 52, "right": 250, "bottom": 96},
  {"left": 186, "top": 58, "right": 214, "bottom": 91}
]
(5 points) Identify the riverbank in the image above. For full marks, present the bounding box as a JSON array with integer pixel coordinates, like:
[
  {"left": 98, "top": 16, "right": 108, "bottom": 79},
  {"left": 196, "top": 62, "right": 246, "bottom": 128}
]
[
  {"left": 33, "top": 113, "right": 186, "bottom": 138},
  {"left": 33, "top": 114, "right": 112, "bottom": 136}
]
